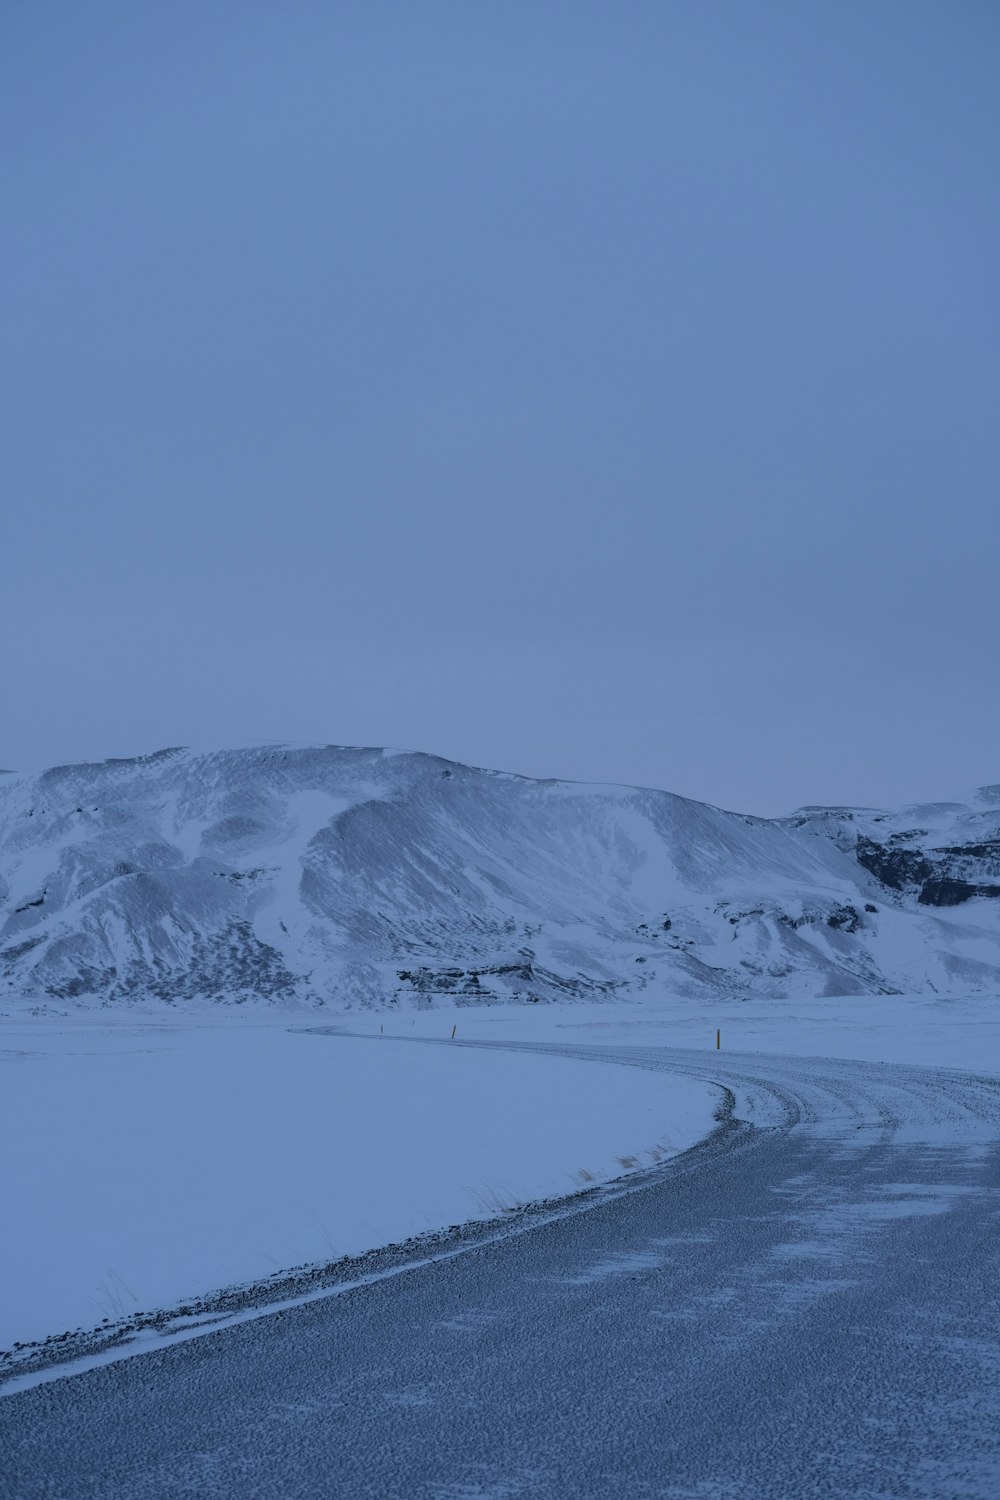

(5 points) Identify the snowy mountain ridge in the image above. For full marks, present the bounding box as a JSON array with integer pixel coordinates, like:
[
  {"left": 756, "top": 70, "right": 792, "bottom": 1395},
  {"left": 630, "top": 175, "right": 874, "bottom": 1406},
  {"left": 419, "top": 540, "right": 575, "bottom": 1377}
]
[{"left": 2, "top": 744, "right": 999, "bottom": 1008}]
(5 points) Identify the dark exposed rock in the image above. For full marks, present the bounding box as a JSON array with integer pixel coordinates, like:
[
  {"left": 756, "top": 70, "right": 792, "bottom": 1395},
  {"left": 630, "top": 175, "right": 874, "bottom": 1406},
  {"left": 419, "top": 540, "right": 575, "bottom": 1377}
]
[
  {"left": 827, "top": 904, "right": 862, "bottom": 933},
  {"left": 856, "top": 836, "right": 933, "bottom": 891},
  {"left": 936, "top": 840, "right": 1000, "bottom": 861},
  {"left": 395, "top": 958, "right": 619, "bottom": 1004},
  {"left": 14, "top": 890, "right": 46, "bottom": 913},
  {"left": 398, "top": 960, "right": 533, "bottom": 993},
  {"left": 917, "top": 879, "right": 1000, "bottom": 907},
  {"left": 1, "top": 934, "right": 47, "bottom": 962},
  {"left": 857, "top": 828, "right": 1000, "bottom": 907}
]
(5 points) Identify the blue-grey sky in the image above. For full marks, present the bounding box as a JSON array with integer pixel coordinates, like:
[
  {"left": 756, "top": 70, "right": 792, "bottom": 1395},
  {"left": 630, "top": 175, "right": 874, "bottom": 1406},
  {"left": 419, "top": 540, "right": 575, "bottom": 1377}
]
[{"left": 3, "top": 2, "right": 998, "bottom": 814}]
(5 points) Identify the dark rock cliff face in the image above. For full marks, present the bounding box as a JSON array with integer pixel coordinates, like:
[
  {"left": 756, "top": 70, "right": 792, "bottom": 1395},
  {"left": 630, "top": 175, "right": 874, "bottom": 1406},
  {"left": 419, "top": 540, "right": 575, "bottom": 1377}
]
[
  {"left": 855, "top": 837, "right": 932, "bottom": 892},
  {"left": 856, "top": 835, "right": 1000, "bottom": 907},
  {"left": 917, "top": 879, "right": 1000, "bottom": 907}
]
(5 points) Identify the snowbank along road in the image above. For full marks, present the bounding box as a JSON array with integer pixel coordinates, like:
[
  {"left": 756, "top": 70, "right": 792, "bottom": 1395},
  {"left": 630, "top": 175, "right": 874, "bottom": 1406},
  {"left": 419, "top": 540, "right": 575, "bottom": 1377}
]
[{"left": 3, "top": 1037, "right": 1000, "bottom": 1499}]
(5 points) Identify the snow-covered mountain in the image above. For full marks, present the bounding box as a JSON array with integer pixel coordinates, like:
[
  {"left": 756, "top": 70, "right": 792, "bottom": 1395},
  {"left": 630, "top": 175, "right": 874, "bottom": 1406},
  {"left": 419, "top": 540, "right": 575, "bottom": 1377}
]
[{"left": 2, "top": 745, "right": 999, "bottom": 1009}]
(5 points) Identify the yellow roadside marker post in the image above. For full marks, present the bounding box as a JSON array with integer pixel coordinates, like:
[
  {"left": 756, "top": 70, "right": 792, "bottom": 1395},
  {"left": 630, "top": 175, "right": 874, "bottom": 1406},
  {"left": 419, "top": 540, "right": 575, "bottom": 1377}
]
[{"left": 716, "top": 1028, "right": 721, "bottom": 1050}]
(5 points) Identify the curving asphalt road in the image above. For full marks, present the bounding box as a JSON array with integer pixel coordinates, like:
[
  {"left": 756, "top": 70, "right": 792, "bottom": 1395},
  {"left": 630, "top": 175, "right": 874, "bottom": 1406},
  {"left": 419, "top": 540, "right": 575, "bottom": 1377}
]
[{"left": 3, "top": 1041, "right": 1000, "bottom": 1499}]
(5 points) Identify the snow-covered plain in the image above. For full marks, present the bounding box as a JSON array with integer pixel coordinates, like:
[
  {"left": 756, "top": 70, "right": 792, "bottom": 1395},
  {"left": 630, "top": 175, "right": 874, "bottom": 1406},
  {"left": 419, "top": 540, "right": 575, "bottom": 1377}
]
[
  {"left": 4, "top": 985, "right": 998, "bottom": 1357},
  {"left": 0, "top": 1012, "right": 718, "bottom": 1352},
  {"left": 406, "top": 988, "right": 1000, "bottom": 1072}
]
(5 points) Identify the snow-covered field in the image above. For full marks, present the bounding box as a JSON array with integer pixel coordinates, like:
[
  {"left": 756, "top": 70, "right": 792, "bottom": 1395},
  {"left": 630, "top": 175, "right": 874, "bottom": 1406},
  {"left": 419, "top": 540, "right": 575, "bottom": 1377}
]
[
  {"left": 5, "top": 987, "right": 998, "bottom": 1357},
  {"left": 411, "top": 989, "right": 1000, "bottom": 1072},
  {"left": 0, "top": 1012, "right": 718, "bottom": 1352}
]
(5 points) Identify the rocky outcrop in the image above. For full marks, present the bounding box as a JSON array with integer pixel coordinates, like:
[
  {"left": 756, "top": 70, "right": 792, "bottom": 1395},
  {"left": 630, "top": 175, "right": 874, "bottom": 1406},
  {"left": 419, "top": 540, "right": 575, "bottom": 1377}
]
[{"left": 856, "top": 834, "right": 1000, "bottom": 907}]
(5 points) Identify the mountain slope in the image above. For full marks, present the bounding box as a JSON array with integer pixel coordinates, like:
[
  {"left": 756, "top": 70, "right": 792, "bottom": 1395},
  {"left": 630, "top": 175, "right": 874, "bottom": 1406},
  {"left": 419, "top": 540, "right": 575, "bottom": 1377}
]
[{"left": 2, "top": 745, "right": 999, "bottom": 1008}]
